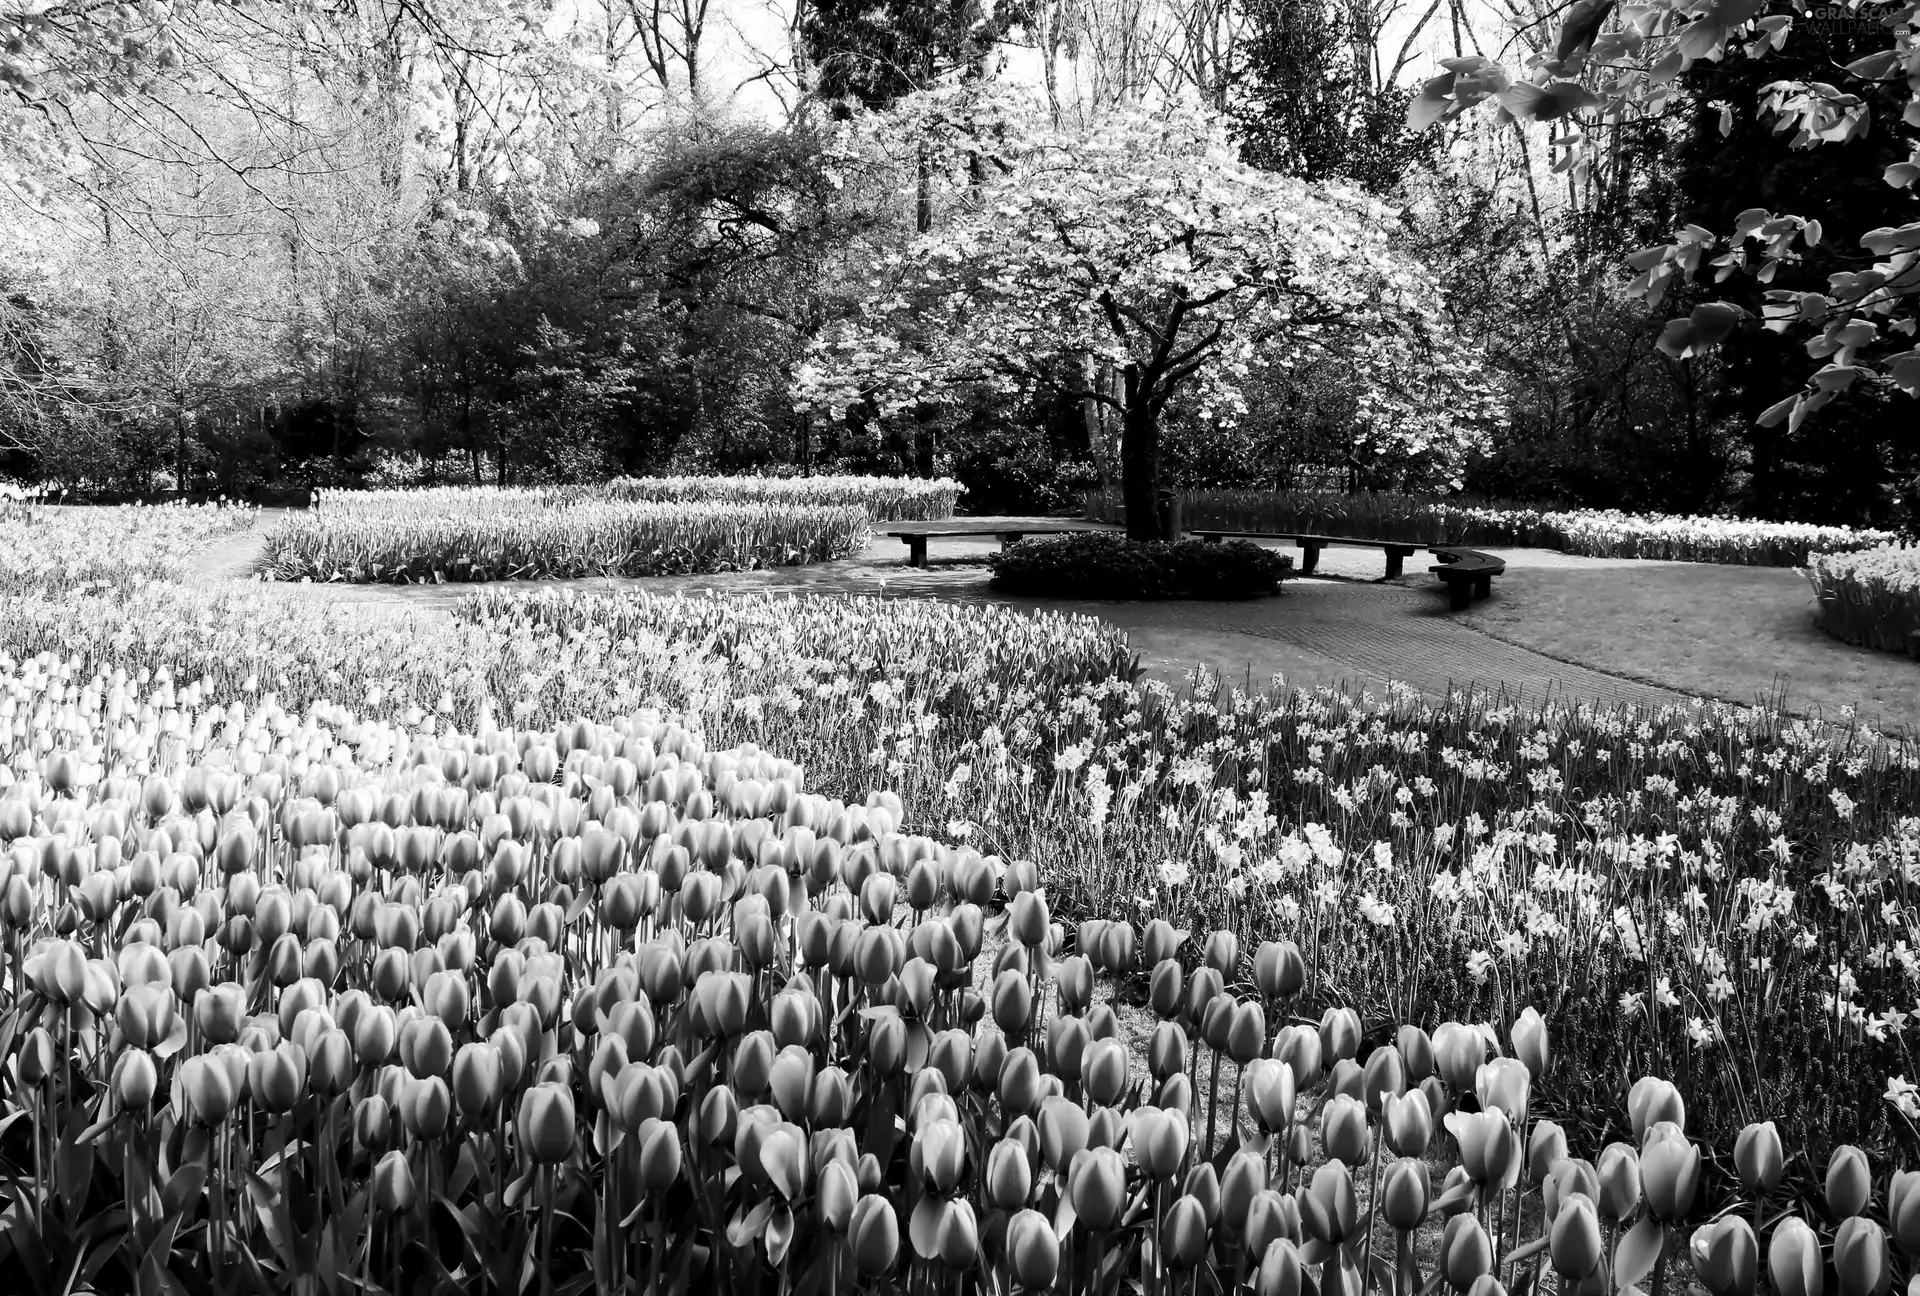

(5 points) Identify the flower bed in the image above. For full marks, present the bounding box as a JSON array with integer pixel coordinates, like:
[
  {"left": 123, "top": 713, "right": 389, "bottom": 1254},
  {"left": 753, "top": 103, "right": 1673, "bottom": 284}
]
[
  {"left": 1807, "top": 541, "right": 1920, "bottom": 657},
  {"left": 599, "top": 473, "right": 963, "bottom": 521},
  {"left": 988, "top": 532, "right": 1294, "bottom": 599},
  {"left": 1091, "top": 491, "right": 1903, "bottom": 566},
  {"left": 0, "top": 506, "right": 1915, "bottom": 1293},
  {"left": 261, "top": 492, "right": 867, "bottom": 582},
  {"left": 0, "top": 500, "right": 255, "bottom": 595}
]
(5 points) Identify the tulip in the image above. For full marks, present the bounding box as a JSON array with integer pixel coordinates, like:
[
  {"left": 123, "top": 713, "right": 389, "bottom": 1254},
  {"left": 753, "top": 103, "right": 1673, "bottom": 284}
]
[
  {"left": 1549, "top": 1193, "right": 1602, "bottom": 1279},
  {"left": 1446, "top": 1111, "right": 1517, "bottom": 1189},
  {"left": 816, "top": 1159, "right": 857, "bottom": 1231},
  {"left": 1083, "top": 1036, "right": 1127, "bottom": 1106},
  {"left": 990, "top": 969, "right": 1031, "bottom": 1035},
  {"left": 1149, "top": 1020, "right": 1189, "bottom": 1082},
  {"left": 1528, "top": 1119, "right": 1569, "bottom": 1186},
  {"left": 910, "top": 1119, "right": 967, "bottom": 1195},
  {"left": 1133, "top": 1107, "right": 1189, "bottom": 1179},
  {"left": 1320, "top": 1094, "right": 1369, "bottom": 1166},
  {"left": 1510, "top": 1007, "right": 1549, "bottom": 1079},
  {"left": 1627, "top": 1076, "right": 1684, "bottom": 1143},
  {"left": 1273, "top": 1026, "right": 1322, "bottom": 1089},
  {"left": 1691, "top": 1215, "right": 1758, "bottom": 1296},
  {"left": 635, "top": 1117, "right": 681, "bottom": 1190},
  {"left": 1640, "top": 1129, "right": 1700, "bottom": 1222},
  {"left": 1038, "top": 1096, "right": 1090, "bottom": 1174},
  {"left": 999, "top": 1047, "right": 1041, "bottom": 1115},
  {"left": 1318, "top": 1006, "right": 1360, "bottom": 1062},
  {"left": 1245, "top": 1190, "right": 1299, "bottom": 1259},
  {"left": 248, "top": 1044, "right": 307, "bottom": 1113},
  {"left": 1219, "top": 1149, "right": 1267, "bottom": 1238},
  {"left": 517, "top": 1082, "right": 576, "bottom": 1164},
  {"left": 1361, "top": 1043, "right": 1406, "bottom": 1115},
  {"left": 452, "top": 1042, "right": 503, "bottom": 1118},
  {"left": 114, "top": 1048, "right": 158, "bottom": 1110},
  {"left": 1770, "top": 1217, "right": 1822, "bottom": 1296},
  {"left": 355, "top": 1094, "right": 393, "bottom": 1153},
  {"left": 1442, "top": 1213, "right": 1494, "bottom": 1291},
  {"left": 1227, "top": 1000, "right": 1266, "bottom": 1065},
  {"left": 1203, "top": 929, "right": 1238, "bottom": 977},
  {"left": 1067, "top": 1147, "right": 1127, "bottom": 1232},
  {"left": 1834, "top": 1216, "right": 1891, "bottom": 1296},
  {"left": 1382, "top": 1158, "right": 1430, "bottom": 1231},
  {"left": 1889, "top": 1169, "right": 1920, "bottom": 1255},
  {"left": 1733, "top": 1121, "right": 1784, "bottom": 1198},
  {"left": 1162, "top": 1195, "right": 1211, "bottom": 1270},
  {"left": 986, "top": 1138, "right": 1031, "bottom": 1209},
  {"left": 1383, "top": 1088, "right": 1433, "bottom": 1158},
  {"left": 1253, "top": 940, "right": 1306, "bottom": 1000},
  {"left": 1007, "top": 1208, "right": 1059, "bottom": 1287},
  {"left": 1245, "top": 1059, "right": 1296, "bottom": 1134},
  {"left": 1150, "top": 959, "right": 1184, "bottom": 1019},
  {"left": 1545, "top": 1159, "right": 1600, "bottom": 1223},
  {"left": 373, "top": 1149, "right": 416, "bottom": 1214},
  {"left": 1595, "top": 1142, "right": 1641, "bottom": 1221},
  {"left": 1475, "top": 1056, "right": 1529, "bottom": 1125},
  {"left": 116, "top": 982, "right": 177, "bottom": 1050},
  {"left": 1433, "top": 1022, "right": 1485, "bottom": 1091},
  {"left": 1008, "top": 891, "right": 1048, "bottom": 947},
  {"left": 196, "top": 981, "right": 247, "bottom": 1045},
  {"left": 849, "top": 1195, "right": 899, "bottom": 1274},
  {"left": 1299, "top": 1162, "right": 1358, "bottom": 1245},
  {"left": 1396, "top": 1025, "right": 1434, "bottom": 1082},
  {"left": 180, "top": 1054, "right": 236, "bottom": 1124},
  {"left": 1258, "top": 1239, "right": 1304, "bottom": 1296},
  {"left": 1828, "top": 1145, "right": 1872, "bottom": 1220}
]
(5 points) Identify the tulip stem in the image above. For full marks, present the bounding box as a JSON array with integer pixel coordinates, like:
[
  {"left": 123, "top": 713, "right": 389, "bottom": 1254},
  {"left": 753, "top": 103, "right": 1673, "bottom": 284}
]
[{"left": 540, "top": 1165, "right": 556, "bottom": 1296}]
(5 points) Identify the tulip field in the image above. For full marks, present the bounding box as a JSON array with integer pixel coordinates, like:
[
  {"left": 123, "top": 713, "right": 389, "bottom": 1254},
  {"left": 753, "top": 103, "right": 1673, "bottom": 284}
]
[
  {"left": 2, "top": 503, "right": 1920, "bottom": 1293},
  {"left": 596, "top": 475, "right": 963, "bottom": 521},
  {"left": 1806, "top": 543, "right": 1920, "bottom": 658}
]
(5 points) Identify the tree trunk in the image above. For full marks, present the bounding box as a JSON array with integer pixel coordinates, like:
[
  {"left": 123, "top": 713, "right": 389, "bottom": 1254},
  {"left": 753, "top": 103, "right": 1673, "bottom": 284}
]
[
  {"left": 916, "top": 145, "right": 933, "bottom": 234},
  {"left": 1119, "top": 368, "right": 1163, "bottom": 542},
  {"left": 1082, "top": 355, "right": 1113, "bottom": 509}
]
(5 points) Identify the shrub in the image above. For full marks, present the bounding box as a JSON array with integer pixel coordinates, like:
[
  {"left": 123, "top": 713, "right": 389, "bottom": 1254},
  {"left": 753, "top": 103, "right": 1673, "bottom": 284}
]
[
  {"left": 1807, "top": 541, "right": 1920, "bottom": 656},
  {"left": 987, "top": 531, "right": 1294, "bottom": 599},
  {"left": 596, "top": 472, "right": 962, "bottom": 520}
]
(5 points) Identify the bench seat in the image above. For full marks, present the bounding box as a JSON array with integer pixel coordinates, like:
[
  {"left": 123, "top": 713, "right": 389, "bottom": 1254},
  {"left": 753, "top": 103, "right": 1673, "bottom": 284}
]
[
  {"left": 1429, "top": 546, "right": 1506, "bottom": 610},
  {"left": 1188, "top": 530, "right": 1421, "bottom": 577}
]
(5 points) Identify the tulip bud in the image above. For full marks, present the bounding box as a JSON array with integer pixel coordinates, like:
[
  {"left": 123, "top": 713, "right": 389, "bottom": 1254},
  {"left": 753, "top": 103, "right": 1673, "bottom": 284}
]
[
  {"left": 1038, "top": 1096, "right": 1090, "bottom": 1175},
  {"left": 1828, "top": 1145, "right": 1872, "bottom": 1221},
  {"left": 1550, "top": 1194, "right": 1603, "bottom": 1280},
  {"left": 1733, "top": 1122, "right": 1784, "bottom": 1199},
  {"left": 1133, "top": 1107, "right": 1189, "bottom": 1180},
  {"left": 517, "top": 1082, "right": 576, "bottom": 1164},
  {"left": 1203, "top": 929, "right": 1238, "bottom": 978},
  {"left": 114, "top": 1048, "right": 158, "bottom": 1110},
  {"left": 1510, "top": 1007, "right": 1549, "bottom": 1079},
  {"left": 850, "top": 1195, "right": 899, "bottom": 1274},
  {"left": 1595, "top": 1142, "right": 1640, "bottom": 1221},
  {"left": 1162, "top": 1195, "right": 1210, "bottom": 1270},
  {"left": 1475, "top": 1057, "right": 1529, "bottom": 1125},
  {"left": 1528, "top": 1119, "right": 1569, "bottom": 1187},
  {"left": 1396, "top": 1025, "right": 1434, "bottom": 1082},
  {"left": 636, "top": 1117, "right": 681, "bottom": 1191},
  {"left": 1641, "top": 1130, "right": 1700, "bottom": 1223},
  {"left": 999, "top": 1047, "right": 1041, "bottom": 1116},
  {"left": 1442, "top": 1213, "right": 1494, "bottom": 1291},
  {"left": 1382, "top": 1158, "right": 1429, "bottom": 1231},
  {"left": 1889, "top": 1170, "right": 1920, "bottom": 1256},
  {"left": 1245, "top": 1190, "right": 1299, "bottom": 1260},
  {"left": 1318, "top": 1006, "right": 1360, "bottom": 1063},
  {"left": 1691, "top": 1215, "right": 1758, "bottom": 1296},
  {"left": 1253, "top": 940, "right": 1305, "bottom": 1000},
  {"left": 1627, "top": 1076, "right": 1684, "bottom": 1144},
  {"left": 1007, "top": 1208, "right": 1058, "bottom": 1288},
  {"left": 1150, "top": 959, "right": 1183, "bottom": 1019},
  {"left": 1433, "top": 1022, "right": 1484, "bottom": 1091},
  {"left": 986, "top": 1138, "right": 1032, "bottom": 1209},
  {"left": 1320, "top": 1094, "right": 1369, "bottom": 1166},
  {"left": 1299, "top": 1161, "right": 1358, "bottom": 1245},
  {"left": 1383, "top": 1089, "right": 1432, "bottom": 1158},
  {"left": 1834, "top": 1216, "right": 1891, "bottom": 1296},
  {"left": 1362, "top": 1044, "right": 1406, "bottom": 1116},
  {"left": 1258, "top": 1238, "right": 1304, "bottom": 1296},
  {"left": 1245, "top": 1059, "right": 1296, "bottom": 1135},
  {"left": 1770, "top": 1217, "right": 1823, "bottom": 1296},
  {"left": 1227, "top": 1000, "right": 1266, "bottom": 1066},
  {"left": 374, "top": 1149, "right": 416, "bottom": 1214},
  {"left": 1067, "top": 1146, "right": 1127, "bottom": 1232}
]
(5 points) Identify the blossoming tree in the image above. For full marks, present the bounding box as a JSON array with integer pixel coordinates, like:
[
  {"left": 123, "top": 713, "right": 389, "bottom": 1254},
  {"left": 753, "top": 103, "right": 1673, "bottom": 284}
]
[{"left": 794, "top": 86, "right": 1504, "bottom": 540}]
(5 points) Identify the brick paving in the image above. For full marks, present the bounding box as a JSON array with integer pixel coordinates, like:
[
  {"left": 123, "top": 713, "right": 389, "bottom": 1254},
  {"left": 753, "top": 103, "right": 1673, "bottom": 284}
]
[{"left": 188, "top": 520, "right": 1699, "bottom": 712}]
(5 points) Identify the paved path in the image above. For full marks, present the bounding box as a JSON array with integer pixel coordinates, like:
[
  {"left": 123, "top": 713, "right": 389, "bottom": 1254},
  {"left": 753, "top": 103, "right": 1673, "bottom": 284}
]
[{"left": 191, "top": 521, "right": 1701, "bottom": 712}]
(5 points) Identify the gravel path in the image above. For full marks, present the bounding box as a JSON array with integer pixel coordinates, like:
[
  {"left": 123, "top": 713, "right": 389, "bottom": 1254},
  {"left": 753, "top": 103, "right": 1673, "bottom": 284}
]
[{"left": 188, "top": 521, "right": 1700, "bottom": 711}]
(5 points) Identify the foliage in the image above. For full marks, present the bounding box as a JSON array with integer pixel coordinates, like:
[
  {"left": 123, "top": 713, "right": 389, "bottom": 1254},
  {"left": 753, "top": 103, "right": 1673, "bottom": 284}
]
[
  {"left": 258, "top": 490, "right": 868, "bottom": 583},
  {"left": 987, "top": 532, "right": 1295, "bottom": 600},
  {"left": 1807, "top": 542, "right": 1920, "bottom": 656}
]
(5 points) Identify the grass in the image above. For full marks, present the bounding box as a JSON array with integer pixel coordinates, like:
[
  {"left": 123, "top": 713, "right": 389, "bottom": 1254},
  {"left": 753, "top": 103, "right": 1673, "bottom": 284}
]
[{"left": 1466, "top": 561, "right": 1920, "bottom": 734}]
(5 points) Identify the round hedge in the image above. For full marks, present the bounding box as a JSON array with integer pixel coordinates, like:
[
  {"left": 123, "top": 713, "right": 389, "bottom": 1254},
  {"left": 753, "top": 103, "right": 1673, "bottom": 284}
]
[{"left": 987, "top": 532, "right": 1294, "bottom": 600}]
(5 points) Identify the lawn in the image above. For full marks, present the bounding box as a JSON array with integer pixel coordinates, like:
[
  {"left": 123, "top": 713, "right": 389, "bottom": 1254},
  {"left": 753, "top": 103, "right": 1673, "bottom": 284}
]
[{"left": 1468, "top": 557, "right": 1920, "bottom": 735}]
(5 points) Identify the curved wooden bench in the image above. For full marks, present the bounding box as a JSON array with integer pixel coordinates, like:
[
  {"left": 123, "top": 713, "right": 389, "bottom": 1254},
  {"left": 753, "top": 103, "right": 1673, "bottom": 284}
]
[
  {"left": 1189, "top": 530, "right": 1421, "bottom": 577},
  {"left": 1429, "top": 546, "right": 1505, "bottom": 610},
  {"left": 877, "top": 519, "right": 1111, "bottom": 567}
]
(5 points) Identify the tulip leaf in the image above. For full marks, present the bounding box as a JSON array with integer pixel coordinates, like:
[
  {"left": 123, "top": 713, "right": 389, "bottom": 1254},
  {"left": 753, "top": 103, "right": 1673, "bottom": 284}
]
[
  {"left": 1615, "top": 1217, "right": 1664, "bottom": 1292},
  {"left": 726, "top": 1198, "right": 774, "bottom": 1249},
  {"left": 160, "top": 1161, "right": 206, "bottom": 1222},
  {"left": 1052, "top": 1192, "right": 1078, "bottom": 1242}
]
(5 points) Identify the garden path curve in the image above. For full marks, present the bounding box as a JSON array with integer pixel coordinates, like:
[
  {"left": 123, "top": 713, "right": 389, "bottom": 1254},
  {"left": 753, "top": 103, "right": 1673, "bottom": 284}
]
[{"left": 190, "top": 522, "right": 1699, "bottom": 712}]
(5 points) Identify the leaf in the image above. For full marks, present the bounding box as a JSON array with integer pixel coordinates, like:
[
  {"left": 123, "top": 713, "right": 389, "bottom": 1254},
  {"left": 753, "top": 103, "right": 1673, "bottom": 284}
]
[
  {"left": 726, "top": 1199, "right": 774, "bottom": 1250},
  {"left": 1757, "top": 395, "right": 1798, "bottom": 428},
  {"left": 1614, "top": 1217, "right": 1664, "bottom": 1292}
]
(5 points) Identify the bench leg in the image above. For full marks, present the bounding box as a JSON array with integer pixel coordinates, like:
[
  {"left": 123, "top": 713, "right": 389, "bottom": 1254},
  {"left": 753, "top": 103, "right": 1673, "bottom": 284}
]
[
  {"left": 904, "top": 537, "right": 928, "bottom": 568},
  {"left": 997, "top": 534, "right": 1025, "bottom": 549},
  {"left": 1474, "top": 574, "right": 1491, "bottom": 600},
  {"left": 1449, "top": 580, "right": 1472, "bottom": 611},
  {"left": 1298, "top": 542, "right": 1321, "bottom": 575},
  {"left": 1385, "top": 551, "right": 1405, "bottom": 578},
  {"left": 1203, "top": 534, "right": 1223, "bottom": 544}
]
